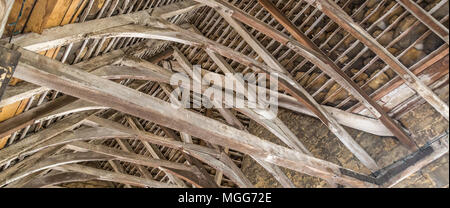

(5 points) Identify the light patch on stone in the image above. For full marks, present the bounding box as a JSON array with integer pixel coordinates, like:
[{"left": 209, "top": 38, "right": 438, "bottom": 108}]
[{"left": 377, "top": 21, "right": 387, "bottom": 30}]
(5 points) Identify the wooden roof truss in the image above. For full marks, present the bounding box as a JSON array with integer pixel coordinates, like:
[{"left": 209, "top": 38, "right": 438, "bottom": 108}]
[{"left": 0, "top": 0, "right": 448, "bottom": 188}]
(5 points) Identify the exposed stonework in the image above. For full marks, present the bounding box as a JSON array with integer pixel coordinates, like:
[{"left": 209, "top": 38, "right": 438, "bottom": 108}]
[{"left": 241, "top": 87, "right": 449, "bottom": 188}]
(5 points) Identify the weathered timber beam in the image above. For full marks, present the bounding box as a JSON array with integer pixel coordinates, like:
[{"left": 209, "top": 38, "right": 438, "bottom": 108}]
[
  {"left": 53, "top": 164, "right": 178, "bottom": 188},
  {"left": 1, "top": 152, "right": 113, "bottom": 186},
  {"left": 86, "top": 116, "right": 222, "bottom": 158},
  {"left": 112, "top": 137, "right": 156, "bottom": 184},
  {"left": 360, "top": 58, "right": 449, "bottom": 118},
  {"left": 147, "top": 48, "right": 174, "bottom": 63},
  {"left": 0, "top": 0, "right": 14, "bottom": 37},
  {"left": 379, "top": 132, "right": 449, "bottom": 187},
  {"left": 125, "top": 117, "right": 188, "bottom": 188},
  {"left": 20, "top": 127, "right": 133, "bottom": 158},
  {"left": 67, "top": 141, "right": 205, "bottom": 187},
  {"left": 166, "top": 59, "right": 395, "bottom": 137},
  {"left": 0, "top": 45, "right": 21, "bottom": 101},
  {"left": 306, "top": 0, "right": 449, "bottom": 121},
  {"left": 0, "top": 66, "right": 135, "bottom": 140},
  {"left": 66, "top": 141, "right": 195, "bottom": 172},
  {"left": 352, "top": 47, "right": 449, "bottom": 114},
  {"left": 0, "top": 113, "right": 94, "bottom": 166},
  {"left": 396, "top": 0, "right": 449, "bottom": 44},
  {"left": 5, "top": 51, "right": 393, "bottom": 138},
  {"left": 0, "top": 96, "right": 78, "bottom": 138},
  {"left": 193, "top": 0, "right": 448, "bottom": 122},
  {"left": 38, "top": 99, "right": 107, "bottom": 123},
  {"left": 22, "top": 172, "right": 99, "bottom": 188},
  {"left": 0, "top": 12, "right": 403, "bottom": 144},
  {"left": 0, "top": 81, "right": 46, "bottom": 108},
  {"left": 0, "top": 49, "right": 169, "bottom": 148},
  {"left": 0, "top": 11, "right": 401, "bottom": 158},
  {"left": 150, "top": 0, "right": 204, "bottom": 19},
  {"left": 0, "top": 48, "right": 125, "bottom": 108},
  {"left": 212, "top": 13, "right": 378, "bottom": 169},
  {"left": 195, "top": 18, "right": 330, "bottom": 187},
  {"left": 157, "top": 70, "right": 254, "bottom": 188},
  {"left": 187, "top": 150, "right": 255, "bottom": 188},
  {"left": 7, "top": 0, "right": 202, "bottom": 52},
  {"left": 173, "top": 46, "right": 311, "bottom": 154},
  {"left": 0, "top": 144, "right": 63, "bottom": 187},
  {"left": 108, "top": 159, "right": 133, "bottom": 188},
  {"left": 16, "top": 20, "right": 340, "bottom": 138},
  {"left": 11, "top": 45, "right": 378, "bottom": 187},
  {"left": 257, "top": 0, "right": 416, "bottom": 150}
]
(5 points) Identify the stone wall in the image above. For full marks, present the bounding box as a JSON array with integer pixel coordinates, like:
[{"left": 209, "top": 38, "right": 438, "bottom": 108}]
[{"left": 241, "top": 87, "right": 449, "bottom": 188}]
